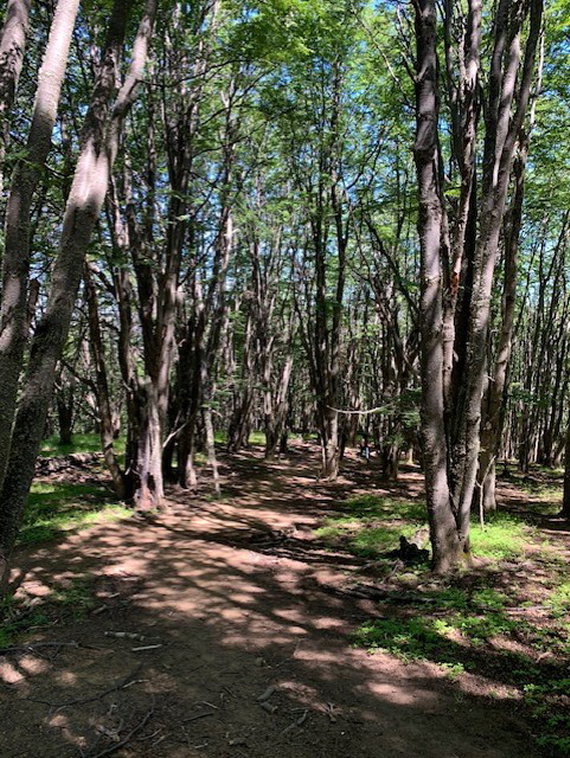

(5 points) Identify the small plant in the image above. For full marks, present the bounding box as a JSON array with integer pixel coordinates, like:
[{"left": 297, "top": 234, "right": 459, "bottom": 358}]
[
  {"left": 470, "top": 512, "right": 531, "bottom": 559},
  {"left": 453, "top": 611, "right": 517, "bottom": 642},
  {"left": 548, "top": 582, "right": 570, "bottom": 619},
  {"left": 471, "top": 588, "right": 508, "bottom": 611},
  {"left": 0, "top": 597, "right": 50, "bottom": 648},
  {"left": 52, "top": 577, "right": 96, "bottom": 620}
]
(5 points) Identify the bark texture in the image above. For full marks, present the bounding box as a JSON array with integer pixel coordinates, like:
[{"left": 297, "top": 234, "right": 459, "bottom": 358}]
[{"left": 0, "top": 0, "right": 157, "bottom": 591}]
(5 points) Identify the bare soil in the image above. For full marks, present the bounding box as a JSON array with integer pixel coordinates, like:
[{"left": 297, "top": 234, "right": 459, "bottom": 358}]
[{"left": 0, "top": 443, "right": 560, "bottom": 758}]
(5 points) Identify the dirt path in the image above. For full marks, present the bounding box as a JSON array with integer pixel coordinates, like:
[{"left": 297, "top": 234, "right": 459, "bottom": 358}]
[{"left": 0, "top": 445, "right": 543, "bottom": 757}]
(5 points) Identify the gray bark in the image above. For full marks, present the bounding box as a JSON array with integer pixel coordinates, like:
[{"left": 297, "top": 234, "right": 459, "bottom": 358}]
[
  {"left": 413, "top": 0, "right": 461, "bottom": 572},
  {"left": 0, "top": 0, "right": 157, "bottom": 591},
  {"left": 0, "top": 0, "right": 79, "bottom": 499},
  {"left": 0, "top": 0, "right": 31, "bottom": 195}
]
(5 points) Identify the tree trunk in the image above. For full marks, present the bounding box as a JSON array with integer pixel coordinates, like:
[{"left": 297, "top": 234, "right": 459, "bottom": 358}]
[
  {"left": 0, "top": 0, "right": 156, "bottom": 592},
  {"left": 562, "top": 419, "right": 570, "bottom": 519},
  {"left": 0, "top": 0, "right": 31, "bottom": 196},
  {"left": 133, "top": 380, "right": 164, "bottom": 510},
  {"left": 413, "top": 0, "right": 462, "bottom": 572},
  {"left": 84, "top": 264, "right": 126, "bottom": 498},
  {"left": 0, "top": 0, "right": 79, "bottom": 495}
]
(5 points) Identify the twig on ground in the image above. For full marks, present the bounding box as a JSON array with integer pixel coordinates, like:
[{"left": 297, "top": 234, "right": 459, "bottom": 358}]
[
  {"left": 84, "top": 703, "right": 154, "bottom": 758},
  {"left": 280, "top": 709, "right": 308, "bottom": 735},
  {"left": 182, "top": 711, "right": 215, "bottom": 723},
  {"left": 0, "top": 641, "right": 80, "bottom": 656},
  {"left": 256, "top": 685, "right": 277, "bottom": 702},
  {"left": 26, "top": 665, "right": 144, "bottom": 708},
  {"left": 104, "top": 631, "right": 145, "bottom": 641}
]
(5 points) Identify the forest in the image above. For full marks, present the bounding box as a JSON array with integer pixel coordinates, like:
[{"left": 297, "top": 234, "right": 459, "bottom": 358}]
[{"left": 0, "top": 0, "right": 569, "bottom": 756}]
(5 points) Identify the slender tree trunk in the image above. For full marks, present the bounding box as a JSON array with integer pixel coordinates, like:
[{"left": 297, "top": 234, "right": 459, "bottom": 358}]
[
  {"left": 265, "top": 355, "right": 293, "bottom": 460},
  {"left": 562, "top": 419, "right": 570, "bottom": 519},
  {"left": 84, "top": 264, "right": 126, "bottom": 498},
  {"left": 0, "top": 0, "right": 156, "bottom": 591},
  {"left": 413, "top": 0, "right": 461, "bottom": 572},
  {"left": 0, "top": 0, "right": 79, "bottom": 495},
  {"left": 0, "top": 0, "right": 31, "bottom": 195}
]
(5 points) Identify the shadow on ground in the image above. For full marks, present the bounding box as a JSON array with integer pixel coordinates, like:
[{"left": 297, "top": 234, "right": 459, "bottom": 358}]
[{"left": 0, "top": 445, "right": 550, "bottom": 757}]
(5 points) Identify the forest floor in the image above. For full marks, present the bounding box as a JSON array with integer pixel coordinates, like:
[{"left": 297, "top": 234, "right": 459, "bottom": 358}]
[{"left": 0, "top": 441, "right": 569, "bottom": 758}]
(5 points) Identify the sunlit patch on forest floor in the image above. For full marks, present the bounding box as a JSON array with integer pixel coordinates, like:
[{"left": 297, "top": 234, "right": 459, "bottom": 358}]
[{"left": 0, "top": 441, "right": 568, "bottom": 757}]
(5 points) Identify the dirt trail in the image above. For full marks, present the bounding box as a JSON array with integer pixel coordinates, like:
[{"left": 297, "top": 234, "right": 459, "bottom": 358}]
[{"left": 0, "top": 445, "right": 541, "bottom": 757}]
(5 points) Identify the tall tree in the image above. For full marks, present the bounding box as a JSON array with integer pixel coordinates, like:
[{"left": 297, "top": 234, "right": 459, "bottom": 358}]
[{"left": 412, "top": 0, "right": 543, "bottom": 571}]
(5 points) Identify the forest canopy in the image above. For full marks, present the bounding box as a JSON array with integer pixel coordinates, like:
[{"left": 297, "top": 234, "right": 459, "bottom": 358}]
[{"left": 0, "top": 0, "right": 569, "bottom": 583}]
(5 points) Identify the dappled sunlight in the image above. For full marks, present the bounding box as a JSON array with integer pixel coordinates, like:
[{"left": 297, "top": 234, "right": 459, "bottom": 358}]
[{"left": 0, "top": 445, "right": 565, "bottom": 756}]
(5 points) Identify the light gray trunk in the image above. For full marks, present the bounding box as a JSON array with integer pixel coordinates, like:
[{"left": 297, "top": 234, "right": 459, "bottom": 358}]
[
  {"left": 0, "top": 0, "right": 79, "bottom": 496},
  {"left": 0, "top": 0, "right": 31, "bottom": 195},
  {"left": 0, "top": 0, "right": 156, "bottom": 591}
]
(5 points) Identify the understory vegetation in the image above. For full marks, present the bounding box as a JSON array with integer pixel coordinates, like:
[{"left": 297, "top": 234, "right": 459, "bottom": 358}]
[{"left": 0, "top": 0, "right": 569, "bottom": 754}]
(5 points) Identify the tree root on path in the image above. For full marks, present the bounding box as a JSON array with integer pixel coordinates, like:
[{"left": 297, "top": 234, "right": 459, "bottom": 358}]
[{"left": 82, "top": 701, "right": 154, "bottom": 758}]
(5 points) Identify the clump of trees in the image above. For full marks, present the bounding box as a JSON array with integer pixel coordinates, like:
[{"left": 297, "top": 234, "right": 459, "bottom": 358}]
[{"left": 0, "top": 0, "right": 568, "bottom": 589}]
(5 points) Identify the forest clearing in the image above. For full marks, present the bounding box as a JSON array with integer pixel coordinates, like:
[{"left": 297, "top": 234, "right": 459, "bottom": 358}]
[
  {"left": 0, "top": 439, "right": 569, "bottom": 757},
  {"left": 1, "top": 0, "right": 570, "bottom": 756}
]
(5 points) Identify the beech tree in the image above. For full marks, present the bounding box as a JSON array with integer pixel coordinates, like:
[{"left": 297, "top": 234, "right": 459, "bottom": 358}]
[
  {"left": 0, "top": 0, "right": 157, "bottom": 589},
  {"left": 412, "top": 0, "right": 543, "bottom": 571}
]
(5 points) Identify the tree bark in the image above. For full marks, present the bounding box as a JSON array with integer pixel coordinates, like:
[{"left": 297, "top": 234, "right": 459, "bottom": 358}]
[
  {"left": 413, "top": 0, "right": 461, "bottom": 572},
  {"left": 562, "top": 419, "right": 570, "bottom": 519},
  {"left": 84, "top": 263, "right": 126, "bottom": 498},
  {"left": 0, "top": 0, "right": 31, "bottom": 195},
  {"left": 0, "top": 0, "right": 79, "bottom": 497},
  {"left": 0, "top": 0, "right": 157, "bottom": 591}
]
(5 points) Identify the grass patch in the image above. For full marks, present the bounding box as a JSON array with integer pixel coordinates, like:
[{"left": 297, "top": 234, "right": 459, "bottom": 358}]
[
  {"left": 40, "top": 433, "right": 125, "bottom": 457},
  {"left": 51, "top": 577, "right": 97, "bottom": 620},
  {"left": 316, "top": 494, "right": 426, "bottom": 559},
  {"left": 354, "top": 616, "right": 452, "bottom": 663},
  {"left": 0, "top": 599, "right": 49, "bottom": 648},
  {"left": 524, "top": 679, "right": 570, "bottom": 756},
  {"left": 19, "top": 481, "right": 131, "bottom": 546},
  {"left": 316, "top": 521, "right": 417, "bottom": 558},
  {"left": 344, "top": 494, "right": 427, "bottom": 523},
  {"left": 0, "top": 577, "right": 97, "bottom": 648},
  {"left": 548, "top": 582, "right": 570, "bottom": 619},
  {"left": 470, "top": 512, "right": 532, "bottom": 560}
]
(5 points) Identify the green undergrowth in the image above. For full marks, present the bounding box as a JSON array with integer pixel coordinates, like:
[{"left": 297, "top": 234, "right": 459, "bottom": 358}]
[
  {"left": 40, "top": 433, "right": 125, "bottom": 458},
  {"left": 499, "top": 466, "right": 563, "bottom": 514},
  {"left": 0, "top": 576, "right": 96, "bottom": 648},
  {"left": 316, "top": 494, "right": 540, "bottom": 564},
  {"left": 212, "top": 430, "right": 266, "bottom": 445},
  {"left": 323, "top": 491, "right": 569, "bottom": 754},
  {"left": 315, "top": 494, "right": 427, "bottom": 561},
  {"left": 342, "top": 496, "right": 570, "bottom": 758},
  {"left": 20, "top": 481, "right": 131, "bottom": 546},
  {"left": 470, "top": 512, "right": 533, "bottom": 560},
  {"left": 354, "top": 579, "right": 570, "bottom": 755}
]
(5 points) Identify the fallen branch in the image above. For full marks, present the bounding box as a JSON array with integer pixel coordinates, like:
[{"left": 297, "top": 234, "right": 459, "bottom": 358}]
[
  {"left": 182, "top": 711, "right": 215, "bottom": 723},
  {"left": 0, "top": 640, "right": 80, "bottom": 656},
  {"left": 327, "top": 405, "right": 385, "bottom": 416},
  {"left": 84, "top": 705, "right": 154, "bottom": 758},
  {"left": 256, "top": 685, "right": 277, "bottom": 702},
  {"left": 280, "top": 709, "right": 308, "bottom": 735},
  {"left": 104, "top": 631, "right": 145, "bottom": 641},
  {"left": 26, "top": 665, "right": 143, "bottom": 708}
]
